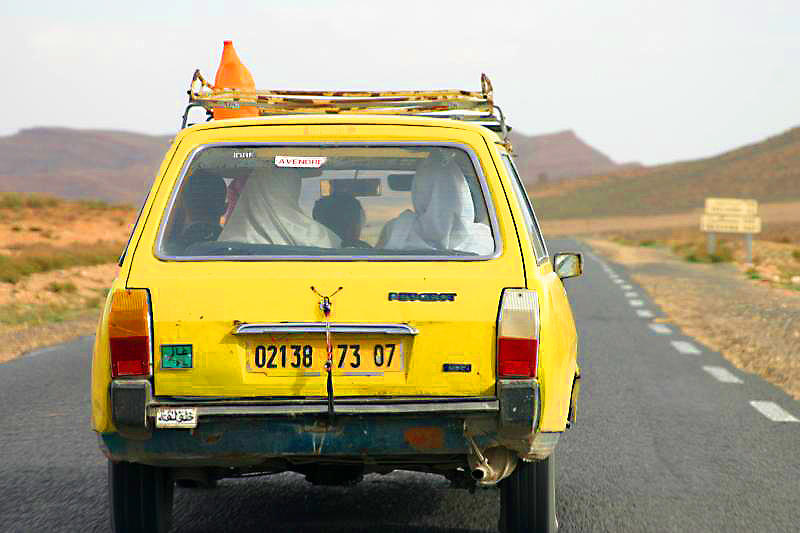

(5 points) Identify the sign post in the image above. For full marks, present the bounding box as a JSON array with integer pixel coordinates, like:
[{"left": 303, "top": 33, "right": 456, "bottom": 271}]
[{"left": 700, "top": 198, "right": 761, "bottom": 264}]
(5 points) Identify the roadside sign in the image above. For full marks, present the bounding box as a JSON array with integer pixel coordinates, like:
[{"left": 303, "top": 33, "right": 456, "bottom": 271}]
[
  {"left": 701, "top": 214, "right": 762, "bottom": 234},
  {"left": 704, "top": 198, "right": 758, "bottom": 217},
  {"left": 701, "top": 197, "right": 760, "bottom": 263}
]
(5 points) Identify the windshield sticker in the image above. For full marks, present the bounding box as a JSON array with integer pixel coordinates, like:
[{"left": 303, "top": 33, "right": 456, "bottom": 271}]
[{"left": 275, "top": 155, "right": 327, "bottom": 168}]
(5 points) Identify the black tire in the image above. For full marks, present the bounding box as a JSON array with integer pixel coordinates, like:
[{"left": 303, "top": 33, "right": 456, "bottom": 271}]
[
  {"left": 176, "top": 477, "right": 218, "bottom": 489},
  {"left": 499, "top": 455, "right": 556, "bottom": 533},
  {"left": 109, "top": 460, "right": 174, "bottom": 533}
]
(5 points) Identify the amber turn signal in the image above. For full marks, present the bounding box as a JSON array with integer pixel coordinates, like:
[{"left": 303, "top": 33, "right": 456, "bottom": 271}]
[{"left": 108, "top": 289, "right": 151, "bottom": 378}]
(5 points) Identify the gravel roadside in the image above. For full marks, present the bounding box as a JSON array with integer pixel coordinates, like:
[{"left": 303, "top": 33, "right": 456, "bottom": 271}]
[{"left": 587, "top": 238, "right": 800, "bottom": 400}]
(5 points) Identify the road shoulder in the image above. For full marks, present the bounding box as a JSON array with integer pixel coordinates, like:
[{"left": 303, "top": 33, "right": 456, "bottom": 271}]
[{"left": 586, "top": 238, "right": 800, "bottom": 400}]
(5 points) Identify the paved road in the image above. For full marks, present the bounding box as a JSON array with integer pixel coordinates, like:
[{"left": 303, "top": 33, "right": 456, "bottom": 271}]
[{"left": 1, "top": 239, "right": 798, "bottom": 532}]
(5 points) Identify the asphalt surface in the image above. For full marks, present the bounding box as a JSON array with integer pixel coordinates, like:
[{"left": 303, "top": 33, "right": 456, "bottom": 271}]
[{"left": 1, "top": 238, "right": 799, "bottom": 532}]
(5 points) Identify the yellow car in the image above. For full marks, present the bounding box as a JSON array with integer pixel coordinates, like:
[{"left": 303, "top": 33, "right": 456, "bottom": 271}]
[{"left": 92, "top": 90, "right": 582, "bottom": 532}]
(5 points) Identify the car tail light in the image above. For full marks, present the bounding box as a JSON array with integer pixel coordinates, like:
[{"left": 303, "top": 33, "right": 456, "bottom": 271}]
[
  {"left": 108, "top": 289, "right": 151, "bottom": 378},
  {"left": 497, "top": 289, "right": 539, "bottom": 378}
]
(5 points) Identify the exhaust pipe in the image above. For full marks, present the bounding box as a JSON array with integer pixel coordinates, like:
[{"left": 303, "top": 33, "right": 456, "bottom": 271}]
[{"left": 466, "top": 436, "right": 518, "bottom": 486}]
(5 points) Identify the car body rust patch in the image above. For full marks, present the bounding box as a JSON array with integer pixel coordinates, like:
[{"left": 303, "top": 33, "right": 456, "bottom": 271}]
[{"left": 403, "top": 427, "right": 444, "bottom": 450}]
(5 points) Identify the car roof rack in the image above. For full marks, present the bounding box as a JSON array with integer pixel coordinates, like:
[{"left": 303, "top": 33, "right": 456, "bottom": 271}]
[{"left": 183, "top": 71, "right": 512, "bottom": 150}]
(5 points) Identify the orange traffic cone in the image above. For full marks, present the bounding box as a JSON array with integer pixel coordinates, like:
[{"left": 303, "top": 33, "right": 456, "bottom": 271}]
[{"left": 212, "top": 40, "right": 259, "bottom": 119}]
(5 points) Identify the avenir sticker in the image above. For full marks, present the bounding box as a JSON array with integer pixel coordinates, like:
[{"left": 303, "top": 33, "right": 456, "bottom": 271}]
[{"left": 275, "top": 155, "right": 327, "bottom": 168}]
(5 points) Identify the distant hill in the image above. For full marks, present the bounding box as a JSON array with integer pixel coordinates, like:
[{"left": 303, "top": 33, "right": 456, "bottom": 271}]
[
  {"left": 1, "top": 126, "right": 624, "bottom": 205},
  {"left": 533, "top": 125, "right": 800, "bottom": 220},
  {"left": 510, "top": 129, "right": 637, "bottom": 185},
  {"left": 0, "top": 128, "right": 171, "bottom": 205}
]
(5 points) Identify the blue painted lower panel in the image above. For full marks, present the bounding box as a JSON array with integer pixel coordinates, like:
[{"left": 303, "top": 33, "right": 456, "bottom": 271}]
[{"left": 101, "top": 415, "right": 497, "bottom": 467}]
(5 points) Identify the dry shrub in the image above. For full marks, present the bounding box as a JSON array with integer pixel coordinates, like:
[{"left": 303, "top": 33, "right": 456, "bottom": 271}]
[
  {"left": 0, "top": 192, "right": 61, "bottom": 210},
  {"left": 0, "top": 242, "right": 124, "bottom": 283}
]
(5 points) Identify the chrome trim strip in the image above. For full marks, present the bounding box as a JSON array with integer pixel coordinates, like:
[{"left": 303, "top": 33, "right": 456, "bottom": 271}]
[
  {"left": 147, "top": 399, "right": 498, "bottom": 417},
  {"left": 233, "top": 322, "right": 419, "bottom": 336},
  {"left": 154, "top": 140, "right": 503, "bottom": 262},
  {"left": 154, "top": 395, "right": 495, "bottom": 404}
]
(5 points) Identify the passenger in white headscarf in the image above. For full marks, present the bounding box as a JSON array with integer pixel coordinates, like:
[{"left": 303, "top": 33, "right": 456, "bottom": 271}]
[
  {"left": 378, "top": 152, "right": 494, "bottom": 255},
  {"left": 219, "top": 166, "right": 341, "bottom": 248}
]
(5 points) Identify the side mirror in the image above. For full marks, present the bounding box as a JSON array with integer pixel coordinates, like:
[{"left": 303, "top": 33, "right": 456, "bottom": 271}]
[{"left": 553, "top": 252, "right": 583, "bottom": 280}]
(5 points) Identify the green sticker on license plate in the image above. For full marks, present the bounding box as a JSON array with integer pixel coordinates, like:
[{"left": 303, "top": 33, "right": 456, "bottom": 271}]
[{"left": 161, "top": 344, "right": 193, "bottom": 369}]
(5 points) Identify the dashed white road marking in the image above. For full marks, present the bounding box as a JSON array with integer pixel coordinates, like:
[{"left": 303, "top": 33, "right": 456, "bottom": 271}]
[
  {"left": 628, "top": 299, "right": 644, "bottom": 307},
  {"left": 671, "top": 340, "right": 701, "bottom": 355},
  {"left": 613, "top": 279, "right": 624, "bottom": 284},
  {"left": 702, "top": 366, "right": 743, "bottom": 383},
  {"left": 648, "top": 324, "right": 672, "bottom": 335},
  {"left": 750, "top": 401, "right": 799, "bottom": 422},
  {"left": 621, "top": 284, "right": 633, "bottom": 290},
  {"left": 636, "top": 309, "right": 654, "bottom": 318},
  {"left": 624, "top": 291, "right": 639, "bottom": 298}
]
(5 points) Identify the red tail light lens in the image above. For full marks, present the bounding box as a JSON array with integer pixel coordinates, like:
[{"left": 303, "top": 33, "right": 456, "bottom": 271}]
[
  {"left": 108, "top": 289, "right": 151, "bottom": 378},
  {"left": 498, "top": 338, "right": 539, "bottom": 377},
  {"left": 497, "top": 289, "right": 539, "bottom": 378}
]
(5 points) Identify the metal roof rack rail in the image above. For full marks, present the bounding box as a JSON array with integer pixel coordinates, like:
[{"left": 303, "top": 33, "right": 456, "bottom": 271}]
[{"left": 182, "top": 71, "right": 512, "bottom": 150}]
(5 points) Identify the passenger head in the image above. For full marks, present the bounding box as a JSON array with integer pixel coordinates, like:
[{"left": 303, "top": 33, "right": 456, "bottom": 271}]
[
  {"left": 410, "top": 152, "right": 475, "bottom": 247},
  {"left": 183, "top": 169, "right": 227, "bottom": 223},
  {"left": 248, "top": 166, "right": 303, "bottom": 207},
  {"left": 312, "top": 193, "right": 366, "bottom": 243}
]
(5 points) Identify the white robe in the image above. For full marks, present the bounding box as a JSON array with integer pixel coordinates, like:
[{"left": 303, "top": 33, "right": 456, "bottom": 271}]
[
  {"left": 382, "top": 153, "right": 494, "bottom": 255},
  {"left": 219, "top": 169, "right": 340, "bottom": 248}
]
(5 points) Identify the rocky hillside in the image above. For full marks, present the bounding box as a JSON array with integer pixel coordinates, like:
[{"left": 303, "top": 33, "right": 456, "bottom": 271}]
[
  {"left": 0, "top": 128, "right": 171, "bottom": 205},
  {"left": 533, "top": 125, "right": 800, "bottom": 219},
  {"left": 510, "top": 129, "right": 635, "bottom": 185}
]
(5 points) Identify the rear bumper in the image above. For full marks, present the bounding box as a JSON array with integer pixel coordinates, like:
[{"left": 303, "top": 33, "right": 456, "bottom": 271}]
[
  {"left": 103, "top": 378, "right": 554, "bottom": 466},
  {"left": 100, "top": 414, "right": 496, "bottom": 467}
]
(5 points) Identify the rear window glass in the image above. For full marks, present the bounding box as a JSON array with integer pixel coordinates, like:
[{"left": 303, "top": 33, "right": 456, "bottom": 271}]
[{"left": 158, "top": 144, "right": 497, "bottom": 259}]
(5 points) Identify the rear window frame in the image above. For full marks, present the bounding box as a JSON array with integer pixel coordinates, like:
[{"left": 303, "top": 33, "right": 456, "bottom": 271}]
[{"left": 154, "top": 141, "right": 503, "bottom": 262}]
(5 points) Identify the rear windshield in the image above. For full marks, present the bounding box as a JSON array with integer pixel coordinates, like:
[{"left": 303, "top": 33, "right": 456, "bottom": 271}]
[{"left": 157, "top": 144, "right": 497, "bottom": 259}]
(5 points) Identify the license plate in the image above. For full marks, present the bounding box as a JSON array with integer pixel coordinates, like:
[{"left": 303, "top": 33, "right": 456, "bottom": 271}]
[
  {"left": 246, "top": 341, "right": 404, "bottom": 375},
  {"left": 155, "top": 407, "right": 198, "bottom": 428}
]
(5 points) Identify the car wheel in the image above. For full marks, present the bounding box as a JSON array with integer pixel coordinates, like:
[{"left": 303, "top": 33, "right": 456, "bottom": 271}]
[
  {"left": 499, "top": 454, "right": 556, "bottom": 532},
  {"left": 109, "top": 460, "right": 174, "bottom": 533},
  {"left": 176, "top": 477, "right": 218, "bottom": 489}
]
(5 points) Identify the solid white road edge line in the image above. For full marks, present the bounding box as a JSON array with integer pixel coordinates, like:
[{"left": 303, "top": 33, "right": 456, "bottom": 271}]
[
  {"left": 585, "top": 251, "right": 609, "bottom": 270},
  {"left": 749, "top": 401, "right": 800, "bottom": 422},
  {"left": 702, "top": 366, "right": 743, "bottom": 384},
  {"left": 648, "top": 324, "right": 672, "bottom": 335},
  {"left": 636, "top": 309, "right": 654, "bottom": 318},
  {"left": 671, "top": 340, "right": 701, "bottom": 355}
]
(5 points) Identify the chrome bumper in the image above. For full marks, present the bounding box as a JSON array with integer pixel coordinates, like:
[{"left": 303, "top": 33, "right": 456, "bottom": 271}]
[{"left": 148, "top": 397, "right": 499, "bottom": 418}]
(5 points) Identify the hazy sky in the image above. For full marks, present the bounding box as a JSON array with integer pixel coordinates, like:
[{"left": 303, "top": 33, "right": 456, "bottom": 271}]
[{"left": 2, "top": 0, "right": 798, "bottom": 165}]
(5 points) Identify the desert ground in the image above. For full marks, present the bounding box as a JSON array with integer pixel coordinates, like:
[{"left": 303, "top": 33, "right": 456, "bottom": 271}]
[{"left": 0, "top": 194, "right": 133, "bottom": 362}]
